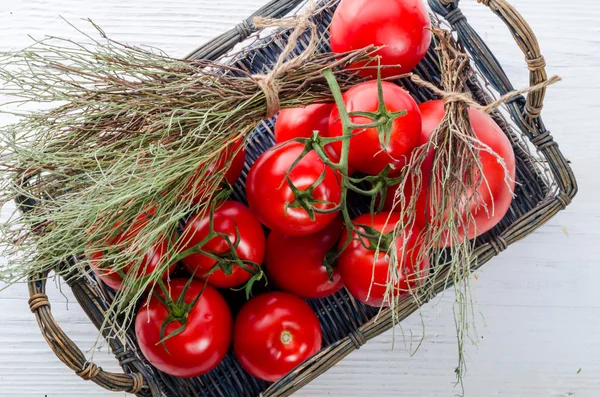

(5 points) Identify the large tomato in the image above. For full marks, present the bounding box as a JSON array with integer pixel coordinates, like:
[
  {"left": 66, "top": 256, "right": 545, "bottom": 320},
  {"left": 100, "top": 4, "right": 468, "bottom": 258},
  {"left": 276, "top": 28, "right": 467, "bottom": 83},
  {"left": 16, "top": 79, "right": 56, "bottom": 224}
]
[
  {"left": 135, "top": 279, "right": 232, "bottom": 378},
  {"left": 265, "top": 217, "right": 344, "bottom": 299},
  {"left": 383, "top": 100, "right": 516, "bottom": 243},
  {"left": 337, "top": 212, "right": 429, "bottom": 307},
  {"left": 327, "top": 81, "right": 422, "bottom": 175},
  {"left": 179, "top": 200, "right": 266, "bottom": 289},
  {"left": 186, "top": 137, "right": 246, "bottom": 204},
  {"left": 234, "top": 292, "right": 322, "bottom": 382},
  {"left": 89, "top": 207, "right": 175, "bottom": 290},
  {"left": 246, "top": 141, "right": 342, "bottom": 236},
  {"left": 330, "top": 0, "right": 432, "bottom": 78}
]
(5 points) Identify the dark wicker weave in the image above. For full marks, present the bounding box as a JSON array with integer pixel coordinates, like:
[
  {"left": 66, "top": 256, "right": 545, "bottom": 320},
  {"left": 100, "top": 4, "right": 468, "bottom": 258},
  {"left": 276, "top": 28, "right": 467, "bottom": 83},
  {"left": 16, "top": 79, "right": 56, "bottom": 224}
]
[{"left": 25, "top": 0, "right": 577, "bottom": 395}]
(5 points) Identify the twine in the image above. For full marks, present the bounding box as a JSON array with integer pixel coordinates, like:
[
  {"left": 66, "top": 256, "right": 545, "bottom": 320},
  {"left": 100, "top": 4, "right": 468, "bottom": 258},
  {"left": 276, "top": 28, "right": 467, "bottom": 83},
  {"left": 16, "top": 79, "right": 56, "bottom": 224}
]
[
  {"left": 76, "top": 362, "right": 101, "bottom": 380},
  {"left": 128, "top": 372, "right": 144, "bottom": 394},
  {"left": 348, "top": 330, "right": 367, "bottom": 349},
  {"left": 28, "top": 293, "right": 50, "bottom": 312},
  {"left": 410, "top": 74, "right": 561, "bottom": 114},
  {"left": 252, "top": 1, "right": 319, "bottom": 118}
]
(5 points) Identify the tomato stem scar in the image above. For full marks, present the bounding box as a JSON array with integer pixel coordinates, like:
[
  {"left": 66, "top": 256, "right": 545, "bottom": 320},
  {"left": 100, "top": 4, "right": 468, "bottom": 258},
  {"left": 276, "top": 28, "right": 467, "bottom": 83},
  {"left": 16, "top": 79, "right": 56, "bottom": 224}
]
[{"left": 280, "top": 330, "right": 293, "bottom": 345}]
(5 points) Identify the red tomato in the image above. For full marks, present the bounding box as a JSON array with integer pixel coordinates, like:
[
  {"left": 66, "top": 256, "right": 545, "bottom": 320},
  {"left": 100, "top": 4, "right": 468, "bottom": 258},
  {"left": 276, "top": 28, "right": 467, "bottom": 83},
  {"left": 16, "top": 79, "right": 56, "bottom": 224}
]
[
  {"left": 179, "top": 200, "right": 266, "bottom": 289},
  {"left": 383, "top": 100, "right": 516, "bottom": 243},
  {"left": 187, "top": 138, "right": 246, "bottom": 204},
  {"left": 330, "top": 0, "right": 432, "bottom": 78},
  {"left": 265, "top": 217, "right": 344, "bottom": 299},
  {"left": 246, "top": 141, "right": 342, "bottom": 236},
  {"left": 234, "top": 292, "right": 322, "bottom": 382},
  {"left": 337, "top": 212, "right": 429, "bottom": 307},
  {"left": 135, "top": 279, "right": 232, "bottom": 378},
  {"left": 275, "top": 104, "right": 333, "bottom": 143},
  {"left": 327, "top": 81, "right": 422, "bottom": 175},
  {"left": 89, "top": 207, "right": 175, "bottom": 290}
]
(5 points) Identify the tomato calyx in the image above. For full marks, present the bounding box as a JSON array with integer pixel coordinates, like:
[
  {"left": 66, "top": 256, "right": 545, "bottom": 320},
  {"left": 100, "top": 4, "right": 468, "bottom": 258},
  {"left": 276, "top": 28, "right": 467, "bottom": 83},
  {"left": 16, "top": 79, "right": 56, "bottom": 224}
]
[
  {"left": 201, "top": 226, "right": 266, "bottom": 299},
  {"left": 153, "top": 276, "right": 207, "bottom": 353},
  {"left": 283, "top": 167, "right": 340, "bottom": 221},
  {"left": 273, "top": 134, "right": 347, "bottom": 220},
  {"left": 353, "top": 224, "right": 396, "bottom": 253}
]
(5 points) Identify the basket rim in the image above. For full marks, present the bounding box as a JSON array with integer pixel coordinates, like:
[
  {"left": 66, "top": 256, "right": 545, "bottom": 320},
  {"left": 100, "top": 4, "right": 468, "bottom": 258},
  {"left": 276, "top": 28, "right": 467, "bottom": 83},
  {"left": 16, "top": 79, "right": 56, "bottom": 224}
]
[{"left": 24, "top": 0, "right": 577, "bottom": 396}]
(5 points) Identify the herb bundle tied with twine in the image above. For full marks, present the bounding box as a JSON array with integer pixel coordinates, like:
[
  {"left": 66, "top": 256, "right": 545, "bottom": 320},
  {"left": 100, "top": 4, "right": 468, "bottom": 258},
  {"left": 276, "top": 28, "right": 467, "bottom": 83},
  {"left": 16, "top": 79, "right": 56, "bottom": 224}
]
[{"left": 0, "top": 5, "right": 371, "bottom": 328}]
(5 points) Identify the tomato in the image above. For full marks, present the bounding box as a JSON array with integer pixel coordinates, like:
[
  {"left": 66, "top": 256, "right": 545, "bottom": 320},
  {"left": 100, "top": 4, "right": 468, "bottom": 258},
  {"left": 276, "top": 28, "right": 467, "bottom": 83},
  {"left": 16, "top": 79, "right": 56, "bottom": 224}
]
[
  {"left": 179, "top": 200, "right": 266, "bottom": 289},
  {"left": 383, "top": 100, "right": 516, "bottom": 243},
  {"left": 187, "top": 137, "right": 246, "bottom": 204},
  {"left": 337, "top": 212, "right": 429, "bottom": 307},
  {"left": 275, "top": 104, "right": 333, "bottom": 143},
  {"left": 265, "top": 217, "right": 344, "bottom": 299},
  {"left": 246, "top": 141, "right": 342, "bottom": 236},
  {"left": 233, "top": 292, "right": 322, "bottom": 382},
  {"left": 135, "top": 279, "right": 232, "bottom": 378},
  {"left": 327, "top": 81, "right": 422, "bottom": 175},
  {"left": 89, "top": 207, "right": 175, "bottom": 290},
  {"left": 330, "top": 0, "right": 432, "bottom": 78}
]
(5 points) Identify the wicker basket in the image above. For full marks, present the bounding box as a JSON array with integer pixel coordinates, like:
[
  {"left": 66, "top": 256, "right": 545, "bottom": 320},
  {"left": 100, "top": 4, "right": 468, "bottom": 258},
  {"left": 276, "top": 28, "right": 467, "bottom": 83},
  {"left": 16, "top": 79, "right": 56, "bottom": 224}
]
[{"left": 25, "top": 0, "right": 577, "bottom": 395}]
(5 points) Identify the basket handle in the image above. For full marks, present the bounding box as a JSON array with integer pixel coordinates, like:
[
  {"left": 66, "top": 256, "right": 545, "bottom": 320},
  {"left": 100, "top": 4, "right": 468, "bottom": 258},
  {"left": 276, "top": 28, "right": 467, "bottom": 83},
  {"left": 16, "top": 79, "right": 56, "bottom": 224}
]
[
  {"left": 184, "top": 0, "right": 306, "bottom": 61},
  {"left": 28, "top": 271, "right": 147, "bottom": 395},
  {"left": 432, "top": 0, "right": 549, "bottom": 119}
]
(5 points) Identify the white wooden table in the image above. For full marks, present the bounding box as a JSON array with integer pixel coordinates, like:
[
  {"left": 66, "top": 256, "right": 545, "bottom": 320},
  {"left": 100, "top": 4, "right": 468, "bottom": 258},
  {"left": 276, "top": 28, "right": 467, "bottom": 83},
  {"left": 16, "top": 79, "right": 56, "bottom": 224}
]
[{"left": 1, "top": 0, "right": 599, "bottom": 396}]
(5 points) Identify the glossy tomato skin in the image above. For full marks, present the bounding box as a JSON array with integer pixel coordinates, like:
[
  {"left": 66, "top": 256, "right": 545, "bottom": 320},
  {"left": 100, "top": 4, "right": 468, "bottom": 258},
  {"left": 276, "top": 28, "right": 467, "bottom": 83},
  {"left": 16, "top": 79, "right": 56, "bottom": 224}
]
[
  {"left": 180, "top": 200, "right": 266, "bottom": 288},
  {"left": 327, "top": 81, "right": 422, "bottom": 175},
  {"left": 337, "top": 213, "right": 429, "bottom": 307},
  {"left": 246, "top": 141, "right": 342, "bottom": 236},
  {"left": 89, "top": 208, "right": 175, "bottom": 290},
  {"left": 187, "top": 138, "right": 246, "bottom": 204},
  {"left": 234, "top": 292, "right": 322, "bottom": 382},
  {"left": 136, "top": 279, "right": 232, "bottom": 378},
  {"left": 384, "top": 100, "right": 516, "bottom": 242},
  {"left": 330, "top": 0, "right": 432, "bottom": 78},
  {"left": 265, "top": 217, "right": 344, "bottom": 299},
  {"left": 222, "top": 138, "right": 246, "bottom": 185},
  {"left": 275, "top": 104, "right": 333, "bottom": 143}
]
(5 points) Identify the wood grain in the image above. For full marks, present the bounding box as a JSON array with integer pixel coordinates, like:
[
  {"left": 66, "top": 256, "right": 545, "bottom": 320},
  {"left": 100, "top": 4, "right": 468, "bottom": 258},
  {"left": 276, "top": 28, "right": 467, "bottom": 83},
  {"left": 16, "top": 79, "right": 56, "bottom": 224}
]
[{"left": 1, "top": 0, "right": 599, "bottom": 396}]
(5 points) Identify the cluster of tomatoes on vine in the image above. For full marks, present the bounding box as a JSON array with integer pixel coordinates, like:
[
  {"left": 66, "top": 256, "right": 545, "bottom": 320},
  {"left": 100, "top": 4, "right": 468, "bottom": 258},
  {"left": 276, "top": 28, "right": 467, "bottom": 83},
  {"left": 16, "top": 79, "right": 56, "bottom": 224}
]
[{"left": 88, "top": 0, "right": 515, "bottom": 384}]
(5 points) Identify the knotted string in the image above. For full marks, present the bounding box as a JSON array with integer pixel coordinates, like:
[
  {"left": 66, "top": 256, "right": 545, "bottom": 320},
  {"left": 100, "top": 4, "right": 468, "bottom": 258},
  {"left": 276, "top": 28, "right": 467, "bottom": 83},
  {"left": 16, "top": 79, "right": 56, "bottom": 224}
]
[{"left": 252, "top": 1, "right": 319, "bottom": 118}]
